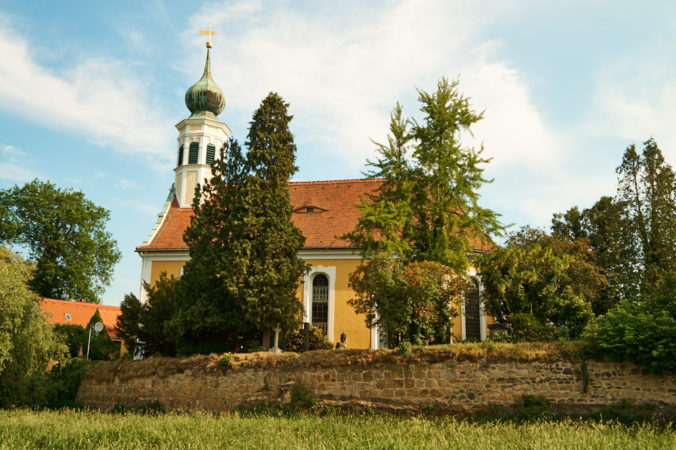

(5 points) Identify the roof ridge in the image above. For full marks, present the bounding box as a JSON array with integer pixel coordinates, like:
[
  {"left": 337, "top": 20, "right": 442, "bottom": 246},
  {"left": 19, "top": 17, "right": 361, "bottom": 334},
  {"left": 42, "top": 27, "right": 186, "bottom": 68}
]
[{"left": 289, "top": 178, "right": 383, "bottom": 185}]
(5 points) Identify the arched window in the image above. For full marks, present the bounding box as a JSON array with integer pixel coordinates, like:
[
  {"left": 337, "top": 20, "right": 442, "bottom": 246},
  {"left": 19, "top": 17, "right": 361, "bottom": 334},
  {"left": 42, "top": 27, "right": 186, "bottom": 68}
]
[
  {"left": 177, "top": 146, "right": 184, "bottom": 166},
  {"left": 312, "top": 274, "right": 329, "bottom": 335},
  {"left": 206, "top": 144, "right": 216, "bottom": 165},
  {"left": 465, "top": 278, "right": 481, "bottom": 340},
  {"left": 188, "top": 142, "right": 199, "bottom": 164}
]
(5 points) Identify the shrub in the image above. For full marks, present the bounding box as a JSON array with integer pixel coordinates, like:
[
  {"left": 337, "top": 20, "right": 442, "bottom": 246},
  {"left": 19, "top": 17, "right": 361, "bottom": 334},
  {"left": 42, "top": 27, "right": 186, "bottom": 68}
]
[
  {"left": 510, "top": 314, "right": 557, "bottom": 342},
  {"left": 44, "top": 358, "right": 93, "bottom": 409},
  {"left": 290, "top": 382, "right": 315, "bottom": 409},
  {"left": 283, "top": 326, "right": 332, "bottom": 352},
  {"left": 349, "top": 257, "right": 467, "bottom": 346},
  {"left": 219, "top": 354, "right": 232, "bottom": 366},
  {"left": 582, "top": 300, "right": 676, "bottom": 374},
  {"left": 398, "top": 341, "right": 412, "bottom": 358}
]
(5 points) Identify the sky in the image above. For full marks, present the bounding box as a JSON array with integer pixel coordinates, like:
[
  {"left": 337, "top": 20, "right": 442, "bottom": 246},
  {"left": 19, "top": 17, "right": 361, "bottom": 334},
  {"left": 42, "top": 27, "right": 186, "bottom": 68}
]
[{"left": 1, "top": 0, "right": 675, "bottom": 306}]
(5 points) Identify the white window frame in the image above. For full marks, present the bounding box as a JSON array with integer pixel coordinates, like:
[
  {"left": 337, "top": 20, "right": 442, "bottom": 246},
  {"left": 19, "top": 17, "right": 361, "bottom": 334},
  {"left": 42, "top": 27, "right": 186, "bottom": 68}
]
[
  {"left": 461, "top": 271, "right": 487, "bottom": 341},
  {"left": 303, "top": 265, "right": 336, "bottom": 342}
]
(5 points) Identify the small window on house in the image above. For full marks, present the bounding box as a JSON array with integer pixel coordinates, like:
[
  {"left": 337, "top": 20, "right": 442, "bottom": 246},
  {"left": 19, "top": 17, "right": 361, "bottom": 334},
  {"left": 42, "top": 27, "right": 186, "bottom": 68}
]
[
  {"left": 312, "top": 274, "right": 329, "bottom": 335},
  {"left": 64, "top": 313, "right": 72, "bottom": 321},
  {"left": 206, "top": 144, "right": 216, "bottom": 165},
  {"left": 177, "top": 146, "right": 184, "bottom": 166},
  {"left": 188, "top": 142, "right": 199, "bottom": 164},
  {"left": 305, "top": 207, "right": 315, "bottom": 213}
]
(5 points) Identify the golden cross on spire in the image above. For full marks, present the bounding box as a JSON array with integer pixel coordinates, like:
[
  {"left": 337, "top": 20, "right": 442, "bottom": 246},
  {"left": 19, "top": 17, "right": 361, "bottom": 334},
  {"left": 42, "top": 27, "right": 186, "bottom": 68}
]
[{"left": 199, "top": 21, "right": 220, "bottom": 48}]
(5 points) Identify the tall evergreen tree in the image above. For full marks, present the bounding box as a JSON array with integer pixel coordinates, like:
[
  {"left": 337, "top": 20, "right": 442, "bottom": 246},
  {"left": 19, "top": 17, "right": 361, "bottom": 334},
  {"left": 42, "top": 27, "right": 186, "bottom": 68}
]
[
  {"left": 174, "top": 93, "right": 307, "bottom": 354},
  {"left": 616, "top": 138, "right": 676, "bottom": 295},
  {"left": 346, "top": 78, "right": 502, "bottom": 272},
  {"left": 239, "top": 92, "right": 308, "bottom": 348}
]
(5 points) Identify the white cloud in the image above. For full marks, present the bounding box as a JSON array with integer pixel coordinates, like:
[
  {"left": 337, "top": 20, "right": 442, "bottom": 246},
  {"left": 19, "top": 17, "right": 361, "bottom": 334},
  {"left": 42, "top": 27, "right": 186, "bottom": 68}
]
[
  {"left": 0, "top": 162, "right": 38, "bottom": 182},
  {"left": 115, "top": 178, "right": 137, "bottom": 190},
  {"left": 184, "top": 0, "right": 575, "bottom": 228},
  {"left": 0, "top": 18, "right": 174, "bottom": 165},
  {"left": 585, "top": 42, "right": 676, "bottom": 165}
]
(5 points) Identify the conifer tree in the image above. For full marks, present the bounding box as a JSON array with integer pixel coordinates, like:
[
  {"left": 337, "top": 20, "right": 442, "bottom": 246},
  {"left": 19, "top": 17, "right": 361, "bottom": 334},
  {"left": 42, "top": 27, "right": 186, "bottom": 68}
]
[
  {"left": 239, "top": 92, "right": 308, "bottom": 348},
  {"left": 174, "top": 93, "right": 307, "bottom": 353}
]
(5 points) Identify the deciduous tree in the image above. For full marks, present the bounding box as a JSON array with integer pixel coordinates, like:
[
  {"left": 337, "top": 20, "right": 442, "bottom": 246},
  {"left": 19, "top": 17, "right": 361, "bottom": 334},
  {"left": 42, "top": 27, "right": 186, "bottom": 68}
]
[
  {"left": 0, "top": 180, "right": 121, "bottom": 303},
  {"left": 478, "top": 227, "right": 601, "bottom": 337},
  {"left": 345, "top": 78, "right": 502, "bottom": 272},
  {"left": 349, "top": 256, "right": 467, "bottom": 346},
  {"left": 0, "top": 246, "right": 65, "bottom": 407}
]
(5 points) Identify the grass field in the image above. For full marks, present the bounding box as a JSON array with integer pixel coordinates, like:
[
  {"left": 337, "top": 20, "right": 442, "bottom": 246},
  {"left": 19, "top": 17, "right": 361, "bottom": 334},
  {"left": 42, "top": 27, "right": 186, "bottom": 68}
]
[{"left": 0, "top": 409, "right": 674, "bottom": 449}]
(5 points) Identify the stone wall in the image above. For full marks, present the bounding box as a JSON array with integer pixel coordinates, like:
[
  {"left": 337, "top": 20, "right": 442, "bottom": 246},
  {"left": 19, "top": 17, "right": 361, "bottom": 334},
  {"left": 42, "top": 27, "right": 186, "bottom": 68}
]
[{"left": 76, "top": 350, "right": 676, "bottom": 413}]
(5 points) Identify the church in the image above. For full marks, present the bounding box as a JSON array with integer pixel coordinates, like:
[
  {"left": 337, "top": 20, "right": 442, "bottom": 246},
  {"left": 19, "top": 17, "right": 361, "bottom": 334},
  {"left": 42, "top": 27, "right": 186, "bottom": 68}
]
[{"left": 136, "top": 42, "right": 491, "bottom": 349}]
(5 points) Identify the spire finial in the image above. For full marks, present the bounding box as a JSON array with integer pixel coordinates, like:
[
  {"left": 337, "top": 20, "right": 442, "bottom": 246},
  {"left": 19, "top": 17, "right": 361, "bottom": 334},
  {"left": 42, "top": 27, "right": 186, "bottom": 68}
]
[{"left": 199, "top": 21, "right": 220, "bottom": 49}]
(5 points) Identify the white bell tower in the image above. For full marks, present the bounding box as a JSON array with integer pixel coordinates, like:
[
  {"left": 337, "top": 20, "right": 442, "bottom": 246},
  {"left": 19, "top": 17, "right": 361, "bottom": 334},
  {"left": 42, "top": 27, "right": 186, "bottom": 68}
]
[{"left": 174, "top": 30, "right": 230, "bottom": 207}]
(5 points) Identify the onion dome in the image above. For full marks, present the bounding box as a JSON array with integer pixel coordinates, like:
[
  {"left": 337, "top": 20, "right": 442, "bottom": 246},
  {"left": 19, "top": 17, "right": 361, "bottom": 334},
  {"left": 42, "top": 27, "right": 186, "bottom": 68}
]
[{"left": 184, "top": 47, "right": 225, "bottom": 119}]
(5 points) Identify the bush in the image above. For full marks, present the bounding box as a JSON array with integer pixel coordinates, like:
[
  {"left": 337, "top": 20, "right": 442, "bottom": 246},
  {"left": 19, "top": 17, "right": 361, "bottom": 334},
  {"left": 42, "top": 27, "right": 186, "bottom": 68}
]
[
  {"left": 582, "top": 300, "right": 676, "bottom": 374},
  {"left": 398, "top": 341, "right": 412, "bottom": 358},
  {"left": 44, "top": 358, "right": 93, "bottom": 409},
  {"left": 510, "top": 314, "right": 557, "bottom": 342},
  {"left": 349, "top": 257, "right": 467, "bottom": 346},
  {"left": 283, "top": 326, "right": 333, "bottom": 352}
]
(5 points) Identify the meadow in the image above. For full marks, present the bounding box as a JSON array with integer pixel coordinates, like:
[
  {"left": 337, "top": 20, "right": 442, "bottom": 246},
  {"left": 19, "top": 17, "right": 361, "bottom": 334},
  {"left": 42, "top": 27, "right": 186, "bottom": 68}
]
[{"left": 0, "top": 408, "right": 674, "bottom": 449}]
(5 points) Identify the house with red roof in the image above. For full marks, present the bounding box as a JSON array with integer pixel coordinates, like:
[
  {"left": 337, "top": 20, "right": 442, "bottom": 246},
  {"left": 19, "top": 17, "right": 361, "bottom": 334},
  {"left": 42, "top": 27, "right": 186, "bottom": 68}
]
[
  {"left": 40, "top": 297, "right": 124, "bottom": 347},
  {"left": 136, "top": 44, "right": 492, "bottom": 349}
]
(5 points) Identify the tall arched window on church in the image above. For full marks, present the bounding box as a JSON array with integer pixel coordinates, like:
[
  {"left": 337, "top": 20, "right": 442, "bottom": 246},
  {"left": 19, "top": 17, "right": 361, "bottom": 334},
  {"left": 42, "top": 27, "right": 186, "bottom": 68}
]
[
  {"left": 177, "top": 145, "right": 184, "bottom": 166},
  {"left": 206, "top": 144, "right": 216, "bottom": 165},
  {"left": 312, "top": 274, "right": 329, "bottom": 335},
  {"left": 188, "top": 142, "right": 199, "bottom": 164},
  {"left": 465, "top": 278, "right": 481, "bottom": 340}
]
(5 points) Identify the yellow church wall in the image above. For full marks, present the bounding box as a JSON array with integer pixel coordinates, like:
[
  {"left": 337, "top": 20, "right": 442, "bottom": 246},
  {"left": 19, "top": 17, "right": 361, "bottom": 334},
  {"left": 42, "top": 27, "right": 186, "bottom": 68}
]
[
  {"left": 146, "top": 256, "right": 491, "bottom": 349},
  {"left": 150, "top": 260, "right": 186, "bottom": 285},
  {"left": 301, "top": 259, "right": 371, "bottom": 349}
]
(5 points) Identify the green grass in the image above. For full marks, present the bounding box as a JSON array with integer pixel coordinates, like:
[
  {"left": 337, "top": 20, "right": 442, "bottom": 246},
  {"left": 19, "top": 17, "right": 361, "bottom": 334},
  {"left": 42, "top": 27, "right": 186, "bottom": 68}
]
[{"left": 0, "top": 409, "right": 674, "bottom": 449}]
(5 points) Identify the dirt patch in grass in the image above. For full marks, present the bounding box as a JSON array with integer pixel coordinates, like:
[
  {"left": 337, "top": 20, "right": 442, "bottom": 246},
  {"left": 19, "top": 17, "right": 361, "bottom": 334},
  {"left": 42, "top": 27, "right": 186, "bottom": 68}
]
[{"left": 84, "top": 341, "right": 584, "bottom": 383}]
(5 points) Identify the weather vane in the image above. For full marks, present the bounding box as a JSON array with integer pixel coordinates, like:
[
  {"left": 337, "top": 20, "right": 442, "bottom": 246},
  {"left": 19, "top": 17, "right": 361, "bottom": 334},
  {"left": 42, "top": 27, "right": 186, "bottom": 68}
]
[{"left": 199, "top": 21, "right": 220, "bottom": 48}]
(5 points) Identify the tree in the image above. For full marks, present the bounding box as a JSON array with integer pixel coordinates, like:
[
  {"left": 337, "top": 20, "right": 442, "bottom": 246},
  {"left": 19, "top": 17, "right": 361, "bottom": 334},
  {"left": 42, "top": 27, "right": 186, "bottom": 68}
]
[
  {"left": 345, "top": 79, "right": 502, "bottom": 272},
  {"left": 478, "top": 227, "right": 602, "bottom": 337},
  {"left": 0, "top": 246, "right": 65, "bottom": 407},
  {"left": 115, "top": 274, "right": 178, "bottom": 357},
  {"left": 0, "top": 180, "right": 121, "bottom": 303},
  {"left": 174, "top": 92, "right": 307, "bottom": 354},
  {"left": 349, "top": 256, "right": 468, "bottom": 346},
  {"left": 616, "top": 138, "right": 676, "bottom": 296},
  {"left": 115, "top": 293, "right": 145, "bottom": 357},
  {"left": 552, "top": 196, "right": 640, "bottom": 310}
]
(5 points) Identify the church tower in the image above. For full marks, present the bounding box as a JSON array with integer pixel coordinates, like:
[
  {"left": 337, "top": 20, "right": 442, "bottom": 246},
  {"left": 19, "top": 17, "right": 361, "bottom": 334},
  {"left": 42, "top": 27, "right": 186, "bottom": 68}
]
[{"left": 174, "top": 42, "right": 230, "bottom": 207}]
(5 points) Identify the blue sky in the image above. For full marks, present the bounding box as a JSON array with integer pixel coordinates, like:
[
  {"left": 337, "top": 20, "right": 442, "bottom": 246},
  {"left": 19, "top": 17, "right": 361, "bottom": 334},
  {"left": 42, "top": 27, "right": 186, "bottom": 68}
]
[{"left": 1, "top": 1, "right": 675, "bottom": 305}]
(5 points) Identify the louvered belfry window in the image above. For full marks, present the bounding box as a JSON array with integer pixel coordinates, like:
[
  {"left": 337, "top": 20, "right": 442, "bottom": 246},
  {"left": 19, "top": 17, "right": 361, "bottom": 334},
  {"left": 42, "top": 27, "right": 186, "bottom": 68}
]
[
  {"left": 188, "top": 142, "right": 199, "bottom": 164},
  {"left": 206, "top": 144, "right": 216, "bottom": 165},
  {"left": 312, "top": 274, "right": 329, "bottom": 335},
  {"left": 177, "top": 146, "right": 184, "bottom": 166}
]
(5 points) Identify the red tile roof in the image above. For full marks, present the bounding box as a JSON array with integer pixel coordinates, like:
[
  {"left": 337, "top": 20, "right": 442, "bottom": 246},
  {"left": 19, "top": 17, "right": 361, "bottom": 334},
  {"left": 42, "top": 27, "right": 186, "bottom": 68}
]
[
  {"left": 136, "top": 178, "right": 492, "bottom": 252},
  {"left": 40, "top": 297, "right": 122, "bottom": 340}
]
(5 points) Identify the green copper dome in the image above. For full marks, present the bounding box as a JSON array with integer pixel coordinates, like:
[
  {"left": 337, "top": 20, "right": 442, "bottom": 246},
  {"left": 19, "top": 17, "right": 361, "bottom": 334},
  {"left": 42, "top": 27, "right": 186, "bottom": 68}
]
[{"left": 185, "top": 48, "right": 225, "bottom": 118}]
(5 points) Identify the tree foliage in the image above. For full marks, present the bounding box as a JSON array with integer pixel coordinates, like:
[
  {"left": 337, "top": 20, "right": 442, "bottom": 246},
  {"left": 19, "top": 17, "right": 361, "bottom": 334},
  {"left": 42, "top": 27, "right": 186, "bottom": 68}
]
[
  {"left": 345, "top": 79, "right": 502, "bottom": 272},
  {"left": 115, "top": 275, "right": 178, "bottom": 357},
  {"left": 583, "top": 299, "right": 676, "bottom": 374},
  {"left": 478, "top": 228, "right": 601, "bottom": 337},
  {"left": 616, "top": 138, "right": 676, "bottom": 296},
  {"left": 0, "top": 180, "right": 121, "bottom": 303},
  {"left": 349, "top": 256, "right": 468, "bottom": 346},
  {"left": 552, "top": 196, "right": 639, "bottom": 311},
  {"left": 0, "top": 246, "right": 65, "bottom": 407},
  {"left": 553, "top": 138, "right": 676, "bottom": 305},
  {"left": 174, "top": 92, "right": 307, "bottom": 354}
]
